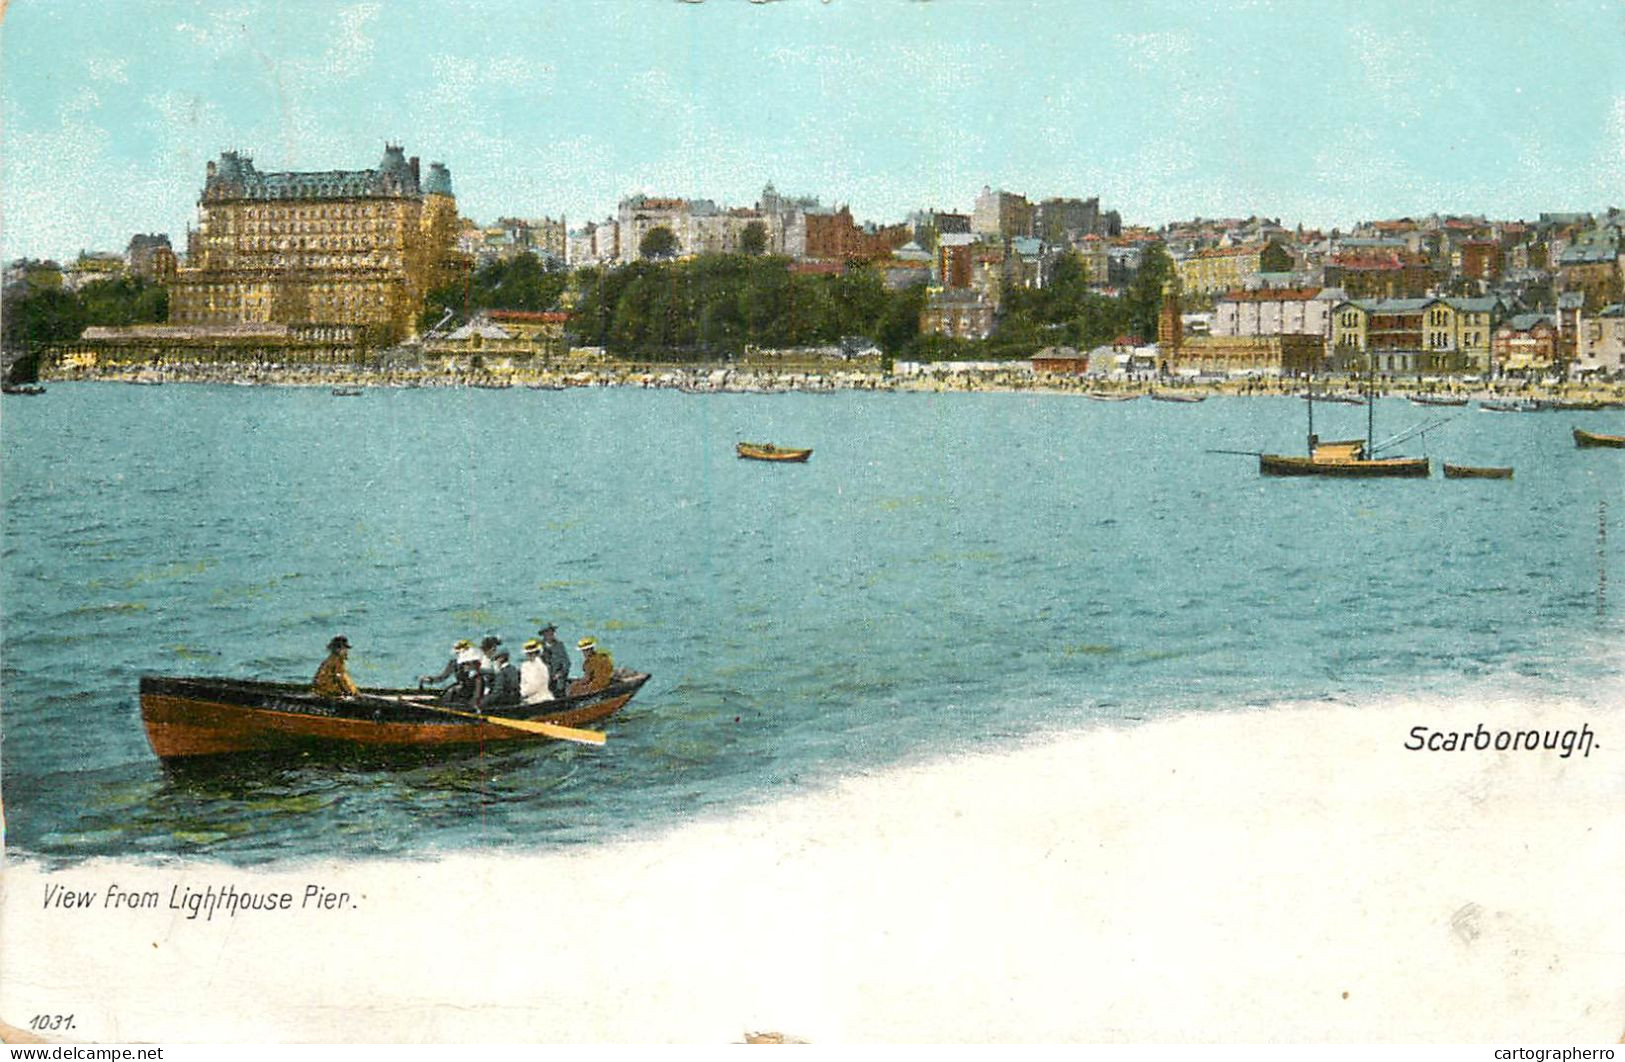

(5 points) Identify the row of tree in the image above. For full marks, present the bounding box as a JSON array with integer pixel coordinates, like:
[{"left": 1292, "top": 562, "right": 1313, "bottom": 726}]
[
  {"left": 425, "top": 244, "right": 1175, "bottom": 361},
  {"left": 2, "top": 275, "right": 170, "bottom": 382}
]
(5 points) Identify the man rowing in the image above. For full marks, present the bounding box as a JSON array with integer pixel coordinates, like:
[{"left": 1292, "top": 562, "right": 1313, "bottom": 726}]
[{"left": 313, "top": 635, "right": 358, "bottom": 699}]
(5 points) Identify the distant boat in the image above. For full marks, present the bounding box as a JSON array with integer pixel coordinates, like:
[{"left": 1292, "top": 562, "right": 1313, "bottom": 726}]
[
  {"left": 1410, "top": 394, "right": 1469, "bottom": 407},
  {"left": 526, "top": 382, "right": 567, "bottom": 391},
  {"left": 1573, "top": 426, "right": 1625, "bottom": 449},
  {"left": 1150, "top": 391, "right": 1205, "bottom": 403},
  {"left": 1302, "top": 392, "right": 1365, "bottom": 405},
  {"left": 1443, "top": 463, "right": 1513, "bottom": 479},
  {"left": 1086, "top": 391, "right": 1139, "bottom": 402},
  {"left": 128, "top": 377, "right": 163, "bottom": 386},
  {"left": 1479, "top": 399, "right": 1539, "bottom": 413},
  {"left": 1, "top": 383, "right": 46, "bottom": 395},
  {"left": 331, "top": 387, "right": 363, "bottom": 397},
  {"left": 737, "top": 441, "right": 812, "bottom": 463}
]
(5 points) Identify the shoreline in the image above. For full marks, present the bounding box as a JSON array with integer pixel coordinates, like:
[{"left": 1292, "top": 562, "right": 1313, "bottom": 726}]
[{"left": 34, "top": 363, "right": 1625, "bottom": 404}]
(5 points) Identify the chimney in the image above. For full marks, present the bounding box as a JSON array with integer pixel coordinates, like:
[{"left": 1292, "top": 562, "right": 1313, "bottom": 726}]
[{"left": 410, "top": 156, "right": 421, "bottom": 185}]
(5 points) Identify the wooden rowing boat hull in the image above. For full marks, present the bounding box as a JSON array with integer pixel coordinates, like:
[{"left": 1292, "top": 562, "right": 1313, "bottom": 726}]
[
  {"left": 1573, "top": 427, "right": 1625, "bottom": 449},
  {"left": 1443, "top": 463, "right": 1513, "bottom": 479},
  {"left": 139, "top": 674, "right": 649, "bottom": 761},
  {"left": 1259, "top": 454, "right": 1431, "bottom": 478},
  {"left": 737, "top": 443, "right": 812, "bottom": 462}
]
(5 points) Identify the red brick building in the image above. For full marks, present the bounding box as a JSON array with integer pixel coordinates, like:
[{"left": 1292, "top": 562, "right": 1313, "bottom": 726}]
[
  {"left": 1323, "top": 251, "right": 1436, "bottom": 299},
  {"left": 802, "top": 207, "right": 910, "bottom": 262}
]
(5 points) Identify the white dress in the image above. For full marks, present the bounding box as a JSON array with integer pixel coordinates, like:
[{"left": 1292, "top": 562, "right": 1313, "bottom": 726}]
[{"left": 520, "top": 657, "right": 553, "bottom": 703}]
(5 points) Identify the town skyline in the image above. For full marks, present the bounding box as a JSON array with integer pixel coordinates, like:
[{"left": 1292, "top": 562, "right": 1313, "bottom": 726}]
[{"left": 3, "top": 0, "right": 1623, "bottom": 264}]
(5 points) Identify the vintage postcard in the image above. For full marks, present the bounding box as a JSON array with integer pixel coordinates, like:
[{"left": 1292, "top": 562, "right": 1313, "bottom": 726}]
[{"left": 2, "top": 0, "right": 1621, "bottom": 1046}]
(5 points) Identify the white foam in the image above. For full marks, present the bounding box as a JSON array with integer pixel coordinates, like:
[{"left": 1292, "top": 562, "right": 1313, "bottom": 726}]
[{"left": 3, "top": 691, "right": 1620, "bottom": 1043}]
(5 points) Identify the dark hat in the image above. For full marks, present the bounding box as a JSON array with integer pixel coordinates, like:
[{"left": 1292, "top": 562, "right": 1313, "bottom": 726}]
[
  {"left": 494, "top": 649, "right": 510, "bottom": 662},
  {"left": 538, "top": 623, "right": 557, "bottom": 634},
  {"left": 480, "top": 636, "right": 502, "bottom": 650},
  {"left": 327, "top": 635, "right": 351, "bottom": 651}
]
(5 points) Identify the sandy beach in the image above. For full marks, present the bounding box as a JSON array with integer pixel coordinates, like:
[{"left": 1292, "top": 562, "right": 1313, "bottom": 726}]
[
  {"left": 37, "top": 361, "right": 1625, "bottom": 408},
  {"left": 2, "top": 689, "right": 1619, "bottom": 1044}
]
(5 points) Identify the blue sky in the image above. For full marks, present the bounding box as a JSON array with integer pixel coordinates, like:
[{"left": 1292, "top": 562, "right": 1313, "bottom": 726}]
[{"left": 2, "top": 0, "right": 1622, "bottom": 262}]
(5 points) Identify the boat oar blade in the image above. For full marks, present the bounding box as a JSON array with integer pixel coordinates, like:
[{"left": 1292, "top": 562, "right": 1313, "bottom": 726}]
[
  {"left": 496, "top": 717, "right": 607, "bottom": 745},
  {"left": 394, "top": 696, "right": 607, "bottom": 745}
]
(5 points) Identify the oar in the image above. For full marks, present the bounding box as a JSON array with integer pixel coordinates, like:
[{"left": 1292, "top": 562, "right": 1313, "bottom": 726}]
[
  {"left": 1205, "top": 448, "right": 1264, "bottom": 456},
  {"left": 386, "top": 695, "right": 607, "bottom": 745}
]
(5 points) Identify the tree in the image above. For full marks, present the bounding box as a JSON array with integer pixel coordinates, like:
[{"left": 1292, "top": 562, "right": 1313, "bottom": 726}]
[
  {"left": 740, "top": 221, "right": 768, "bottom": 257},
  {"left": 639, "top": 226, "right": 678, "bottom": 260},
  {"left": 1124, "top": 243, "right": 1175, "bottom": 343}
]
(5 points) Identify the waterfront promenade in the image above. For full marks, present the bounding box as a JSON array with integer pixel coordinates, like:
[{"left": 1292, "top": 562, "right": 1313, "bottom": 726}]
[{"left": 39, "top": 359, "right": 1625, "bottom": 405}]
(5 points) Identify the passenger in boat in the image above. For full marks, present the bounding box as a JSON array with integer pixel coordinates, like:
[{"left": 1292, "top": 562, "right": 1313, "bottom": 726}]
[
  {"left": 482, "top": 649, "right": 521, "bottom": 709},
  {"left": 520, "top": 639, "right": 553, "bottom": 703},
  {"left": 313, "top": 635, "right": 359, "bottom": 698},
  {"left": 538, "top": 624, "right": 571, "bottom": 699},
  {"left": 479, "top": 636, "right": 503, "bottom": 681},
  {"left": 571, "top": 637, "right": 614, "bottom": 695},
  {"left": 419, "top": 639, "right": 474, "bottom": 689},
  {"left": 440, "top": 648, "right": 485, "bottom": 706}
]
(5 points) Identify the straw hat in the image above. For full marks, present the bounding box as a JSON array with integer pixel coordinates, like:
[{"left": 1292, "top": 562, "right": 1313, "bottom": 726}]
[
  {"left": 522, "top": 639, "right": 542, "bottom": 653},
  {"left": 577, "top": 637, "right": 597, "bottom": 652}
]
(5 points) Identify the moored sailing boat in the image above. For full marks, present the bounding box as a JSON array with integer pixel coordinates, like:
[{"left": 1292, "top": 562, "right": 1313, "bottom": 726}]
[{"left": 1259, "top": 363, "right": 1431, "bottom": 478}]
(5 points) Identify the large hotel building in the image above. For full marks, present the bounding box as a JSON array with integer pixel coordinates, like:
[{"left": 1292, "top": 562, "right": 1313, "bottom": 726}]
[{"left": 168, "top": 144, "right": 459, "bottom": 342}]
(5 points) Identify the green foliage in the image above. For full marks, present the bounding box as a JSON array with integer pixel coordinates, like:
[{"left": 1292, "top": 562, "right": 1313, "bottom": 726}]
[
  {"left": 2, "top": 274, "right": 168, "bottom": 350},
  {"left": 639, "top": 226, "right": 679, "bottom": 260},
  {"left": 78, "top": 275, "right": 168, "bottom": 327},
  {"left": 564, "top": 255, "right": 928, "bottom": 360},
  {"left": 554, "top": 248, "right": 1156, "bottom": 363},
  {"left": 1123, "top": 242, "right": 1174, "bottom": 344},
  {"left": 419, "top": 252, "right": 567, "bottom": 332},
  {"left": 740, "top": 221, "right": 768, "bottom": 257}
]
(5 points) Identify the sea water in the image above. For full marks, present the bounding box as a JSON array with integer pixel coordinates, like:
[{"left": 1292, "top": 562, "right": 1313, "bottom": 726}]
[{"left": 2, "top": 383, "right": 1620, "bottom": 864}]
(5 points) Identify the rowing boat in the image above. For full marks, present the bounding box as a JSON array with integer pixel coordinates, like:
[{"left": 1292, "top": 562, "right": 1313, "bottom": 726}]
[
  {"left": 138, "top": 672, "right": 650, "bottom": 761},
  {"left": 1573, "top": 426, "right": 1625, "bottom": 449},
  {"left": 1150, "top": 392, "right": 1205, "bottom": 403},
  {"left": 1443, "top": 463, "right": 1513, "bottom": 479},
  {"left": 737, "top": 441, "right": 812, "bottom": 462},
  {"left": 1409, "top": 394, "right": 1469, "bottom": 407}
]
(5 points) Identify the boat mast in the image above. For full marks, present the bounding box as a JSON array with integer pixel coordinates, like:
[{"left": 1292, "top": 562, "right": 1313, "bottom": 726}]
[
  {"left": 1366, "top": 348, "right": 1375, "bottom": 457},
  {"left": 1306, "top": 363, "right": 1315, "bottom": 455}
]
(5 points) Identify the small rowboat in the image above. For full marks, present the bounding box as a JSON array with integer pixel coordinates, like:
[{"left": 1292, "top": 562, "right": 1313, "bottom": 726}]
[
  {"left": 1410, "top": 394, "right": 1469, "bottom": 407},
  {"left": 139, "top": 672, "right": 650, "bottom": 761},
  {"left": 1573, "top": 427, "right": 1625, "bottom": 449},
  {"left": 1150, "top": 392, "right": 1205, "bottom": 403},
  {"left": 1086, "top": 392, "right": 1139, "bottom": 402},
  {"left": 1302, "top": 392, "right": 1365, "bottom": 405},
  {"left": 1, "top": 383, "right": 46, "bottom": 395},
  {"left": 331, "top": 387, "right": 363, "bottom": 397},
  {"left": 737, "top": 441, "right": 812, "bottom": 462},
  {"left": 1443, "top": 463, "right": 1513, "bottom": 479}
]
